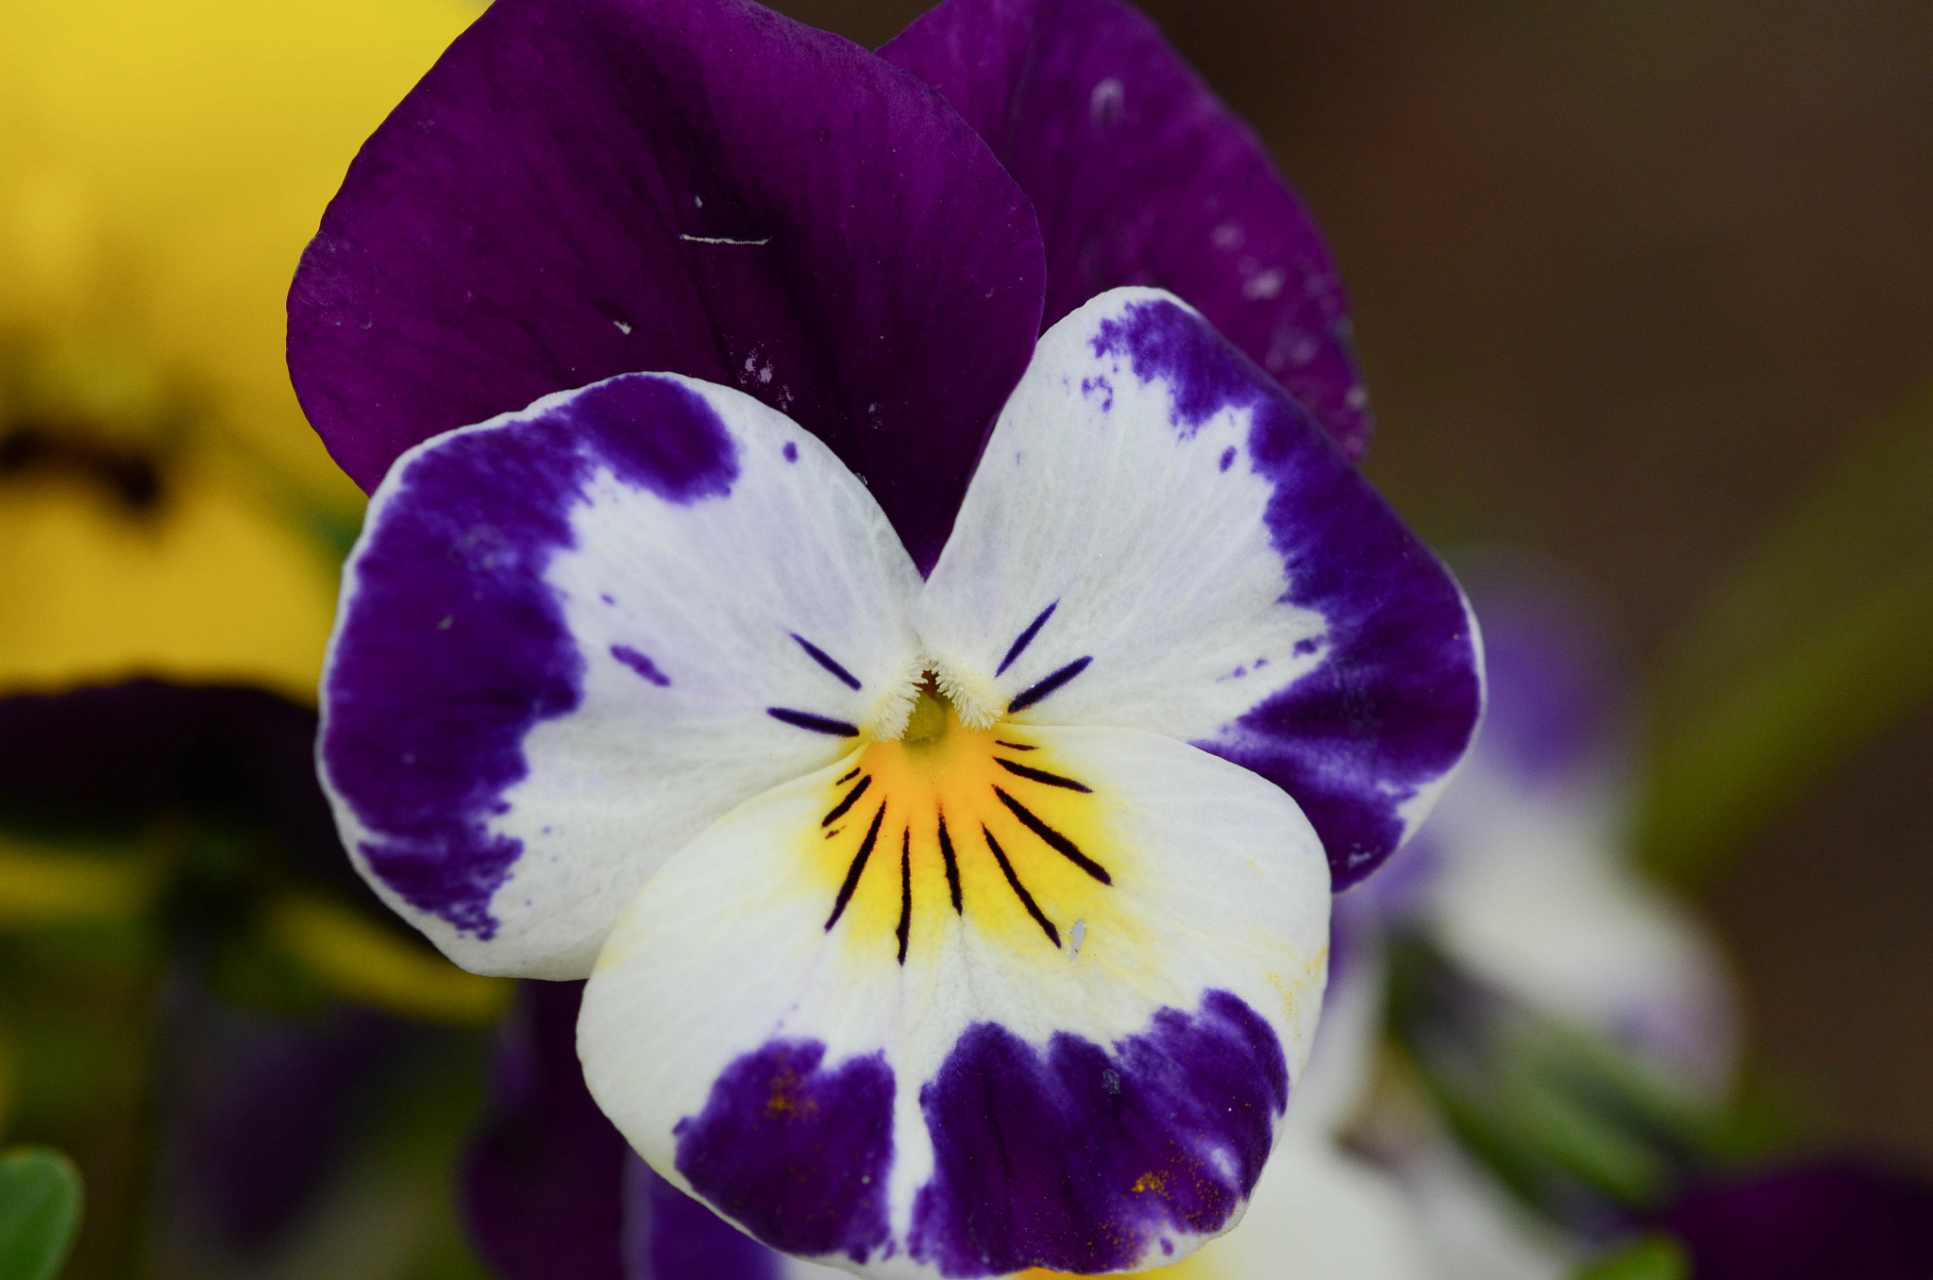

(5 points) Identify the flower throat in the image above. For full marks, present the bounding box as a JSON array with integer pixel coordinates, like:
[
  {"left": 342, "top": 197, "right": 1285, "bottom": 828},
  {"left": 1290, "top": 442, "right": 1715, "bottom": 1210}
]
[{"left": 809, "top": 676, "right": 1116, "bottom": 966}]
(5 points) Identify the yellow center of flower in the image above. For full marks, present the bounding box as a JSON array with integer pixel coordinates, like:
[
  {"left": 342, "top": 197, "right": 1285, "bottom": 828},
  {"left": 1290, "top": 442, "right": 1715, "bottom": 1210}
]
[{"left": 809, "top": 683, "right": 1122, "bottom": 965}]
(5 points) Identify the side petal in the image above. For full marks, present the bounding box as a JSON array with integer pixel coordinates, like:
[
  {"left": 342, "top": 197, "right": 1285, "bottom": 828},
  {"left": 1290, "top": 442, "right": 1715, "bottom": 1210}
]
[
  {"left": 287, "top": 0, "right": 1045, "bottom": 572},
  {"left": 319, "top": 374, "right": 922, "bottom": 978},
  {"left": 917, "top": 289, "right": 1482, "bottom": 888},
  {"left": 880, "top": 0, "right": 1370, "bottom": 459},
  {"left": 579, "top": 725, "right": 1329, "bottom": 1278}
]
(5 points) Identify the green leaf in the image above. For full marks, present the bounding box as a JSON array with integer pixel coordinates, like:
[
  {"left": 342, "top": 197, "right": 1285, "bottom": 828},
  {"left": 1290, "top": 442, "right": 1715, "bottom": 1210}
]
[
  {"left": 1385, "top": 939, "right": 1708, "bottom": 1214},
  {"left": 0, "top": 1147, "right": 81, "bottom": 1280},
  {"left": 1573, "top": 1234, "right": 1690, "bottom": 1280},
  {"left": 1640, "top": 384, "right": 1933, "bottom": 884}
]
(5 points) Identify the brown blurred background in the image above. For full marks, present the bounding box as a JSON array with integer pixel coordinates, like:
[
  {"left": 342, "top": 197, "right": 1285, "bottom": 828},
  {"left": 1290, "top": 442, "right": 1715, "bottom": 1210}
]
[{"left": 769, "top": 0, "right": 1933, "bottom": 1164}]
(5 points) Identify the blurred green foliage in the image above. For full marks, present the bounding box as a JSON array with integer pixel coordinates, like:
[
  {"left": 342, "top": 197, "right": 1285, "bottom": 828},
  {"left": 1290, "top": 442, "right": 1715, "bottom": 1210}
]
[
  {"left": 1571, "top": 1234, "right": 1690, "bottom": 1280},
  {"left": 0, "top": 1146, "right": 82, "bottom": 1280},
  {"left": 1386, "top": 937, "right": 1807, "bottom": 1223},
  {"left": 1640, "top": 384, "right": 1933, "bottom": 885},
  {"left": 0, "top": 777, "right": 505, "bottom": 1277}
]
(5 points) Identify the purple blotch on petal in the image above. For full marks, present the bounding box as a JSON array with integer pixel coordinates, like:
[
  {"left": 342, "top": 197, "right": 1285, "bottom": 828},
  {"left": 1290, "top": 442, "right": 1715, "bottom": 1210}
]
[
  {"left": 1092, "top": 302, "right": 1254, "bottom": 433},
  {"left": 1095, "top": 298, "right": 1479, "bottom": 889},
  {"left": 909, "top": 990, "right": 1286, "bottom": 1276},
  {"left": 673, "top": 1040, "right": 894, "bottom": 1264},
  {"left": 610, "top": 645, "right": 672, "bottom": 688},
  {"left": 321, "top": 375, "right": 736, "bottom": 936},
  {"left": 882, "top": 0, "right": 1371, "bottom": 458},
  {"left": 782, "top": 441, "right": 798, "bottom": 463}
]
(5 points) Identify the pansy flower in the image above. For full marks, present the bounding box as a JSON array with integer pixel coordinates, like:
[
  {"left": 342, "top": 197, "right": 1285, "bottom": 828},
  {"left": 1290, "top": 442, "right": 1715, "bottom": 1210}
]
[{"left": 292, "top": 0, "right": 1483, "bottom": 1274}]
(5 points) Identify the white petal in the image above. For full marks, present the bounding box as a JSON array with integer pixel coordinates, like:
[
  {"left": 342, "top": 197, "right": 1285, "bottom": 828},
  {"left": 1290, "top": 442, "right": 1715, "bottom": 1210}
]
[
  {"left": 580, "top": 723, "right": 1330, "bottom": 1278},
  {"left": 320, "top": 373, "right": 922, "bottom": 978},
  {"left": 915, "top": 287, "right": 1482, "bottom": 889}
]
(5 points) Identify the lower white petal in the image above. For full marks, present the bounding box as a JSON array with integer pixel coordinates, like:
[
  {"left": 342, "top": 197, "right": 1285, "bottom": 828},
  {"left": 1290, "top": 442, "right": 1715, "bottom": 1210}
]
[{"left": 580, "top": 723, "right": 1331, "bottom": 1278}]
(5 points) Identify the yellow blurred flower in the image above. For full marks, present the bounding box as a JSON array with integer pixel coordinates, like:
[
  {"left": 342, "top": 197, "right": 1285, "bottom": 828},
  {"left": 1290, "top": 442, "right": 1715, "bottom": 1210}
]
[{"left": 0, "top": 0, "right": 474, "bottom": 701}]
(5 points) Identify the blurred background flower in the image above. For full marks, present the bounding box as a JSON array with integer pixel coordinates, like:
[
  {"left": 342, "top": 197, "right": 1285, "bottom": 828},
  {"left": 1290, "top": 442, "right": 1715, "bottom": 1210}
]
[
  {"left": 0, "top": 0, "right": 475, "bottom": 696},
  {"left": 2, "top": 0, "right": 1929, "bottom": 1277}
]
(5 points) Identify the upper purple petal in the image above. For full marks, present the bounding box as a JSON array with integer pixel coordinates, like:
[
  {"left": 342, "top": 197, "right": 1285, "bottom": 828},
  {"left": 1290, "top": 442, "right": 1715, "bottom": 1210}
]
[
  {"left": 288, "top": 0, "right": 1045, "bottom": 571},
  {"left": 881, "top": 0, "right": 1370, "bottom": 459}
]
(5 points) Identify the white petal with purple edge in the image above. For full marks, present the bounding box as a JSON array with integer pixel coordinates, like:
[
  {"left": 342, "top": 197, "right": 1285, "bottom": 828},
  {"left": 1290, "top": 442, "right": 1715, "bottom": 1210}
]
[
  {"left": 915, "top": 288, "right": 1483, "bottom": 889},
  {"left": 319, "top": 373, "right": 922, "bottom": 978},
  {"left": 579, "top": 722, "right": 1329, "bottom": 1279}
]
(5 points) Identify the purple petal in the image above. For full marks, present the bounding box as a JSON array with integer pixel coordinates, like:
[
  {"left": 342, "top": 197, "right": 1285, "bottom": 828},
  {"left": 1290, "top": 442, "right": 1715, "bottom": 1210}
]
[
  {"left": 622, "top": 1156, "right": 783, "bottom": 1280},
  {"left": 464, "top": 981, "right": 628, "bottom": 1280},
  {"left": 289, "top": 0, "right": 1044, "bottom": 571},
  {"left": 881, "top": 0, "right": 1369, "bottom": 459},
  {"left": 1660, "top": 1159, "right": 1933, "bottom": 1280}
]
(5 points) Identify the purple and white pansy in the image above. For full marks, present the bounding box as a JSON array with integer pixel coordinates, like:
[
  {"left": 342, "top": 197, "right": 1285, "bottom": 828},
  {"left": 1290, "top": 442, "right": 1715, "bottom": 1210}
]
[{"left": 293, "top": 0, "right": 1482, "bottom": 1274}]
